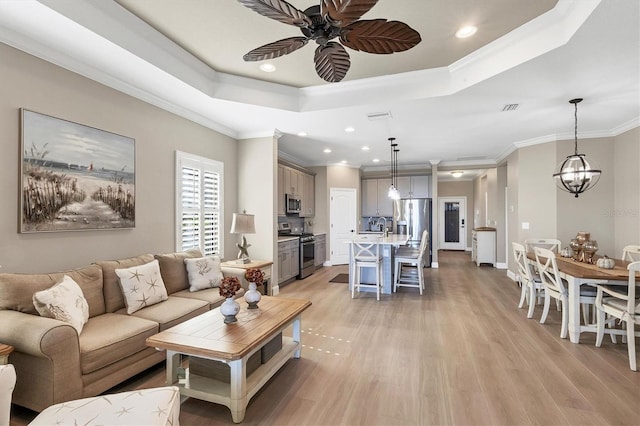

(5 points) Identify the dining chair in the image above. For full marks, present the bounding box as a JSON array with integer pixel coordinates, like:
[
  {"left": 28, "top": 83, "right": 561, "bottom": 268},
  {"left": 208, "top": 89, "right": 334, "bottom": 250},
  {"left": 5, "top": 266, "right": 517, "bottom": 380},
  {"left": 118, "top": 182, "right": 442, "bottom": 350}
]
[
  {"left": 393, "top": 230, "right": 429, "bottom": 295},
  {"left": 513, "top": 242, "right": 544, "bottom": 318},
  {"left": 622, "top": 245, "right": 640, "bottom": 262},
  {"left": 525, "top": 238, "right": 562, "bottom": 253},
  {"left": 350, "top": 241, "right": 383, "bottom": 301},
  {"left": 534, "top": 247, "right": 603, "bottom": 338},
  {"left": 595, "top": 261, "right": 640, "bottom": 371}
]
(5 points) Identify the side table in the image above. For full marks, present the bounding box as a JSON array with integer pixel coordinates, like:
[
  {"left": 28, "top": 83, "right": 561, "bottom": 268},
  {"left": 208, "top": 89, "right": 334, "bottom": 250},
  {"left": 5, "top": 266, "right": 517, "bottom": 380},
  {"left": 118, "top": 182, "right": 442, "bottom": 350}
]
[
  {"left": 221, "top": 260, "right": 275, "bottom": 296},
  {"left": 0, "top": 344, "right": 13, "bottom": 365}
]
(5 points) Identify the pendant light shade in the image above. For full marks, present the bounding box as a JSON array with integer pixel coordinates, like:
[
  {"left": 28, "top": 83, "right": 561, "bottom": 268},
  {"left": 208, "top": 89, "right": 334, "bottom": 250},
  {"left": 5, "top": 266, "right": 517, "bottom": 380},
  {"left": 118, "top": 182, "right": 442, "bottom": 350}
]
[
  {"left": 552, "top": 98, "right": 601, "bottom": 198},
  {"left": 388, "top": 137, "right": 400, "bottom": 200}
]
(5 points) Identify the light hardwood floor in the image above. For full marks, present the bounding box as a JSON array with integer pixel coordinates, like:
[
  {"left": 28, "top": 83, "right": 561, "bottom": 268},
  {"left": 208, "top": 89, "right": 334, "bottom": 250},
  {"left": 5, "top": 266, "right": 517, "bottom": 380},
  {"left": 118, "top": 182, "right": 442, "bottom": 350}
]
[{"left": 10, "top": 251, "right": 640, "bottom": 425}]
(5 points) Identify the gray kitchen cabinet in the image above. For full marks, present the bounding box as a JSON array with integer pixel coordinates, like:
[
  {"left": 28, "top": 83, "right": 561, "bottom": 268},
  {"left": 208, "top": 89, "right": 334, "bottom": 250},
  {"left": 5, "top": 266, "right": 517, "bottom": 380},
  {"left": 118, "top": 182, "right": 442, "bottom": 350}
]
[
  {"left": 396, "top": 175, "right": 431, "bottom": 198},
  {"left": 278, "top": 239, "right": 300, "bottom": 284},
  {"left": 362, "top": 178, "right": 393, "bottom": 217},
  {"left": 300, "top": 172, "right": 315, "bottom": 217}
]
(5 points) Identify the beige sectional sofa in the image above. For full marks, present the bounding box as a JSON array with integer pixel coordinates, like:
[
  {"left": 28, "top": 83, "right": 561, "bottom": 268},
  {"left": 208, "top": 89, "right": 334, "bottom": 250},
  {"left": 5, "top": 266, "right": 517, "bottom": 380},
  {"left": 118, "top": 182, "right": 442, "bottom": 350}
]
[{"left": 0, "top": 249, "right": 247, "bottom": 412}]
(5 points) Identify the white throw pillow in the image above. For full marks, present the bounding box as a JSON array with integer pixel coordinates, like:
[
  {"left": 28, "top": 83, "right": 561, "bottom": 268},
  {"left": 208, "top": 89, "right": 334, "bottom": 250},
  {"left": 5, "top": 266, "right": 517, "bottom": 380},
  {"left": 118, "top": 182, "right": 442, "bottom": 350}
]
[
  {"left": 184, "top": 255, "right": 223, "bottom": 292},
  {"left": 33, "top": 275, "right": 89, "bottom": 334},
  {"left": 115, "top": 259, "right": 168, "bottom": 314}
]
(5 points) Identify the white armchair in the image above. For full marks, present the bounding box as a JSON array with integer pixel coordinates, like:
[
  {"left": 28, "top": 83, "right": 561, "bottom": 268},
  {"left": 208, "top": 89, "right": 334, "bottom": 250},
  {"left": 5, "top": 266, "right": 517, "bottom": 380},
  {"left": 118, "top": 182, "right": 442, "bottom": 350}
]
[
  {"left": 0, "top": 364, "right": 16, "bottom": 426},
  {"left": 29, "top": 386, "right": 181, "bottom": 426}
]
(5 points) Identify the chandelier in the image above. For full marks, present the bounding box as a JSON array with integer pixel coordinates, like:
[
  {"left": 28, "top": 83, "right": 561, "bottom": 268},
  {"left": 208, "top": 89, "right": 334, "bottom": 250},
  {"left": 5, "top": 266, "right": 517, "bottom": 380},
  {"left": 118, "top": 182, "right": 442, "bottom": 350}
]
[
  {"left": 552, "top": 98, "right": 601, "bottom": 198},
  {"left": 387, "top": 137, "right": 400, "bottom": 200}
]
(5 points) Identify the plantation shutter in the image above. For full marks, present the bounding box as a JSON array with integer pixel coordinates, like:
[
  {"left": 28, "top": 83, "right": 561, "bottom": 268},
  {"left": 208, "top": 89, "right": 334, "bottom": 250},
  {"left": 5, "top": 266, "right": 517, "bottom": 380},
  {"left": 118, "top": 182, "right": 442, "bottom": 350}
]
[{"left": 176, "top": 152, "right": 223, "bottom": 256}]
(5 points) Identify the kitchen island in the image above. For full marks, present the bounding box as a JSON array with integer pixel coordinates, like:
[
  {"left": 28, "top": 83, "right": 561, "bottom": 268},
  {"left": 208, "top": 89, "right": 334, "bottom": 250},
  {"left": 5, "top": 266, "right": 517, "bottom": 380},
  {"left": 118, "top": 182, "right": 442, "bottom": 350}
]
[{"left": 347, "top": 234, "right": 409, "bottom": 295}]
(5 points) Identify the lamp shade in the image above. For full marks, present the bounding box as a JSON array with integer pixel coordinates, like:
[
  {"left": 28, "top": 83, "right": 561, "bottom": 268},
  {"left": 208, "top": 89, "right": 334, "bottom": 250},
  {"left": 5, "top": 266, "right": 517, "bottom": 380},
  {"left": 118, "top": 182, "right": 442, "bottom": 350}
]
[{"left": 230, "top": 213, "right": 255, "bottom": 234}]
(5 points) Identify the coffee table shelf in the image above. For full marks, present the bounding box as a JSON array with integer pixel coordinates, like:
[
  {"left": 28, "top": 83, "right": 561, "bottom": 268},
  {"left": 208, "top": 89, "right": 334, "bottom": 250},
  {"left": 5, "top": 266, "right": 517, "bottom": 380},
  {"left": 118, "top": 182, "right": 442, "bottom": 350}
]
[{"left": 177, "top": 337, "right": 298, "bottom": 404}]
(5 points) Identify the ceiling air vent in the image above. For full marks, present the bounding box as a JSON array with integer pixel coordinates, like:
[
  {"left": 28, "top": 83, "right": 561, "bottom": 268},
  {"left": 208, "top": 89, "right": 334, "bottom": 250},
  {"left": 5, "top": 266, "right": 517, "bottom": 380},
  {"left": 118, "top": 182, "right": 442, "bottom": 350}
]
[
  {"left": 502, "top": 103, "right": 519, "bottom": 111},
  {"left": 367, "top": 111, "right": 392, "bottom": 121}
]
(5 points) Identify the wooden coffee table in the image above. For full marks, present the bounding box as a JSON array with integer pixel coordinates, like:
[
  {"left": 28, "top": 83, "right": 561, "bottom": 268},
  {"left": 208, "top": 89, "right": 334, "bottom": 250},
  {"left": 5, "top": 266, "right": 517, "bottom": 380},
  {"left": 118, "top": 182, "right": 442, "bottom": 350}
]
[{"left": 146, "top": 296, "right": 311, "bottom": 423}]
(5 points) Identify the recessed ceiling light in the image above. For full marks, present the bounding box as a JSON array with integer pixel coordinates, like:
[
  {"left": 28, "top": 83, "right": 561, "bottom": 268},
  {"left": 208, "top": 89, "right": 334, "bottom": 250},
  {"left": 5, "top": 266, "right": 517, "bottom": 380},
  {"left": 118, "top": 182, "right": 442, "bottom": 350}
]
[
  {"left": 451, "top": 171, "right": 464, "bottom": 178},
  {"left": 323, "top": 148, "right": 332, "bottom": 153},
  {"left": 372, "top": 158, "right": 380, "bottom": 163},
  {"left": 344, "top": 126, "right": 355, "bottom": 133},
  {"left": 297, "top": 131, "right": 307, "bottom": 137},
  {"left": 361, "top": 146, "right": 370, "bottom": 151},
  {"left": 259, "top": 63, "right": 276, "bottom": 72},
  {"left": 456, "top": 25, "right": 477, "bottom": 38},
  {"left": 341, "top": 160, "right": 347, "bottom": 164}
]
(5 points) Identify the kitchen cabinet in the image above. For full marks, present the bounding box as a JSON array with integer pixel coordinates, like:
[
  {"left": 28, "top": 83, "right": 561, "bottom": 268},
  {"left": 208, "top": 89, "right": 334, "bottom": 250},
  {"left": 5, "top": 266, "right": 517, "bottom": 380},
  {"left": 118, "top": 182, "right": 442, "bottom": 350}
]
[
  {"left": 314, "top": 234, "right": 326, "bottom": 268},
  {"left": 300, "top": 172, "right": 315, "bottom": 217},
  {"left": 277, "top": 165, "right": 285, "bottom": 216},
  {"left": 278, "top": 162, "right": 315, "bottom": 217},
  {"left": 471, "top": 228, "right": 496, "bottom": 267},
  {"left": 284, "top": 167, "right": 301, "bottom": 197},
  {"left": 362, "top": 178, "right": 393, "bottom": 217},
  {"left": 278, "top": 239, "right": 300, "bottom": 284},
  {"left": 396, "top": 175, "right": 431, "bottom": 198},
  {"left": 396, "top": 176, "right": 431, "bottom": 198}
]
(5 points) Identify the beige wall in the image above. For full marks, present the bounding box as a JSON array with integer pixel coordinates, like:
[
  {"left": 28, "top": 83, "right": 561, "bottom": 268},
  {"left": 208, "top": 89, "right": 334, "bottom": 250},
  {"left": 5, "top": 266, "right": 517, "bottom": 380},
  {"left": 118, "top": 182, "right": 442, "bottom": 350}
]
[
  {"left": 613, "top": 127, "right": 640, "bottom": 255},
  {"left": 505, "top": 130, "right": 639, "bottom": 277},
  {"left": 237, "top": 137, "right": 276, "bottom": 264},
  {"left": 0, "top": 43, "right": 239, "bottom": 273}
]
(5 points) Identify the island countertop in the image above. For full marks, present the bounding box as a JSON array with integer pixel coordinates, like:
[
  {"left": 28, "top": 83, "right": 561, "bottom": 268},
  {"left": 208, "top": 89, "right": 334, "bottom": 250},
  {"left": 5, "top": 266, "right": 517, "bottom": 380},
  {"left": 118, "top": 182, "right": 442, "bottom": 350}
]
[{"left": 350, "top": 234, "right": 409, "bottom": 246}]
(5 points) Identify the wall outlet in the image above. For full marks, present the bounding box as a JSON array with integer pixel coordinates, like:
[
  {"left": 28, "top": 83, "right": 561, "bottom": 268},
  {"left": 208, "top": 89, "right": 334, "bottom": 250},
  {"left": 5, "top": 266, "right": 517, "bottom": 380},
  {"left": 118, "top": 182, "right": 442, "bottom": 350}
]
[{"left": 522, "top": 222, "right": 530, "bottom": 230}]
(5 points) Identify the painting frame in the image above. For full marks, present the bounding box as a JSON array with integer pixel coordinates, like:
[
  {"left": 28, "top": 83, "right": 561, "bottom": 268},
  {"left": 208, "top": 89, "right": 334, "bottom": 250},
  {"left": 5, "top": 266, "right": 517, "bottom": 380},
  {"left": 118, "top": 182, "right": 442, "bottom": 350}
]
[{"left": 20, "top": 109, "right": 136, "bottom": 233}]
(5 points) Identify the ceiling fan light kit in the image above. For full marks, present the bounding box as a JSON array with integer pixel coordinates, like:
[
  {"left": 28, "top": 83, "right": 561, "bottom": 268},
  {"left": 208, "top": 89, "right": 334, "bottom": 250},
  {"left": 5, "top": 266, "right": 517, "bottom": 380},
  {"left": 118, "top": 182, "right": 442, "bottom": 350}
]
[
  {"left": 237, "top": 0, "right": 421, "bottom": 83},
  {"left": 552, "top": 98, "right": 602, "bottom": 198}
]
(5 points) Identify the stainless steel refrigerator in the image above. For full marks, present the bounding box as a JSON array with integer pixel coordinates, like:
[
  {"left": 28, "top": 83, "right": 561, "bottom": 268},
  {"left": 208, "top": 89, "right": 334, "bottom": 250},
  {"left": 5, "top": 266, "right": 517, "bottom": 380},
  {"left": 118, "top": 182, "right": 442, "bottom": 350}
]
[{"left": 394, "top": 198, "right": 432, "bottom": 266}]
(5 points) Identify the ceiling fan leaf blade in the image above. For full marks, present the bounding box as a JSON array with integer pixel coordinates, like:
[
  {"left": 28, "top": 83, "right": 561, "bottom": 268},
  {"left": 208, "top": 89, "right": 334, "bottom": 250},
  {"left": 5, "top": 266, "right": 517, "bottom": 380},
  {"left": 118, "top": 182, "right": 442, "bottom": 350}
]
[
  {"left": 237, "top": 0, "right": 312, "bottom": 28},
  {"left": 340, "top": 19, "right": 421, "bottom": 53},
  {"left": 243, "top": 37, "right": 309, "bottom": 61},
  {"left": 314, "top": 42, "right": 351, "bottom": 83},
  {"left": 321, "top": 0, "right": 379, "bottom": 27}
]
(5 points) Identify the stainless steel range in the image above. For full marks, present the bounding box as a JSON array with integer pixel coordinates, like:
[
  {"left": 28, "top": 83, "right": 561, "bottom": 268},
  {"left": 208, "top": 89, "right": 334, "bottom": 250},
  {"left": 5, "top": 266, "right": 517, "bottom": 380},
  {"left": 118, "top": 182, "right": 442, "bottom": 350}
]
[{"left": 297, "top": 233, "right": 315, "bottom": 279}]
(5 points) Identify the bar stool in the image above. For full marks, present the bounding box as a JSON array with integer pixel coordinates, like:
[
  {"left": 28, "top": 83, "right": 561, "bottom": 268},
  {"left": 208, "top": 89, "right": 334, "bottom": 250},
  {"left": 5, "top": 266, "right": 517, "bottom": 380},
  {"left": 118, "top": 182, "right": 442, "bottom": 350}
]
[
  {"left": 350, "top": 241, "right": 383, "bottom": 301},
  {"left": 393, "top": 230, "right": 428, "bottom": 295}
]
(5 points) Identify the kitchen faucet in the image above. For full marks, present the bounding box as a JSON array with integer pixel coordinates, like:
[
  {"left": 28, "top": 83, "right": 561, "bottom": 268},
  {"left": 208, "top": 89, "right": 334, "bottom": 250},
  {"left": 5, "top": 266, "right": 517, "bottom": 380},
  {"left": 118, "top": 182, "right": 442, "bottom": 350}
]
[{"left": 376, "top": 217, "right": 388, "bottom": 234}]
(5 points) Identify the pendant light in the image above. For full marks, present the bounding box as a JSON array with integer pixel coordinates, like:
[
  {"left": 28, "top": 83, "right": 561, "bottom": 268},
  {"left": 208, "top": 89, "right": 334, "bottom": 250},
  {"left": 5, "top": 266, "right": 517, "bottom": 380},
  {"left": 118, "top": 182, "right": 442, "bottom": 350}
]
[
  {"left": 387, "top": 137, "right": 400, "bottom": 200},
  {"left": 552, "top": 98, "right": 601, "bottom": 198}
]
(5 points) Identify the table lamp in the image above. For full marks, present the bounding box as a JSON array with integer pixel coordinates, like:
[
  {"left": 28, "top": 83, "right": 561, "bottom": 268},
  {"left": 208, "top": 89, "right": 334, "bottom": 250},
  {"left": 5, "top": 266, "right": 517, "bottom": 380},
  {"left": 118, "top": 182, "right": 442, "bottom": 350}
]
[{"left": 230, "top": 212, "right": 256, "bottom": 264}]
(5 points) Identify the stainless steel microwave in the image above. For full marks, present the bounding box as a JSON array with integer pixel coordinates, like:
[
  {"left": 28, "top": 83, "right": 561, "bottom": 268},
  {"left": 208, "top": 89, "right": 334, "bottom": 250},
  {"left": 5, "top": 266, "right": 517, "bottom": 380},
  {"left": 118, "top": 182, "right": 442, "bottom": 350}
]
[{"left": 285, "top": 194, "right": 301, "bottom": 214}]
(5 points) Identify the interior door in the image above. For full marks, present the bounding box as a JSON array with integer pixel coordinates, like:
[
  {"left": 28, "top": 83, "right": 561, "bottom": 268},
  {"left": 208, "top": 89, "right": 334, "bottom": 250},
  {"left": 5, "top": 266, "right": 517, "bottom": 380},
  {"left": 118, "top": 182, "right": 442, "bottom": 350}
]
[
  {"left": 439, "top": 197, "right": 466, "bottom": 250},
  {"left": 330, "top": 188, "right": 357, "bottom": 265}
]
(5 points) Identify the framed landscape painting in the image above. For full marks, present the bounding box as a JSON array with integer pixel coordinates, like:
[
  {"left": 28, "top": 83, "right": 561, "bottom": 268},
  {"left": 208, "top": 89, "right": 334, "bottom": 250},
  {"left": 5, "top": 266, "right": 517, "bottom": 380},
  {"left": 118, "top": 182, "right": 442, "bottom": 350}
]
[{"left": 20, "top": 109, "right": 135, "bottom": 233}]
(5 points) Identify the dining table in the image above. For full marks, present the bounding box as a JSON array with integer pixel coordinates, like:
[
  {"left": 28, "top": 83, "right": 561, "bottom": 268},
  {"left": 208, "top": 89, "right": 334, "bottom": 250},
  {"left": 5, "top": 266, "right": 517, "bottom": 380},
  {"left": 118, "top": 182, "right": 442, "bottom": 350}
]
[{"left": 526, "top": 252, "right": 631, "bottom": 343}]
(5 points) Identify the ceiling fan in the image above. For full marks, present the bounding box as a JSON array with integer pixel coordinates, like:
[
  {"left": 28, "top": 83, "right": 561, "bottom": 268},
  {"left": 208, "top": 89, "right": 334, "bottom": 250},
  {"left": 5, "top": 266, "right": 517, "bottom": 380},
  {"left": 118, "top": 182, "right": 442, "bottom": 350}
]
[{"left": 237, "top": 0, "right": 422, "bottom": 83}]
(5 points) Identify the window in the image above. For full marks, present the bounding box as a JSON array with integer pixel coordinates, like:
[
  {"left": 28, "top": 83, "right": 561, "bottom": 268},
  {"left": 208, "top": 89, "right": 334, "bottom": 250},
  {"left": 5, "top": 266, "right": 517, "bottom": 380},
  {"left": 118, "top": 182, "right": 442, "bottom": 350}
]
[{"left": 176, "top": 151, "right": 223, "bottom": 256}]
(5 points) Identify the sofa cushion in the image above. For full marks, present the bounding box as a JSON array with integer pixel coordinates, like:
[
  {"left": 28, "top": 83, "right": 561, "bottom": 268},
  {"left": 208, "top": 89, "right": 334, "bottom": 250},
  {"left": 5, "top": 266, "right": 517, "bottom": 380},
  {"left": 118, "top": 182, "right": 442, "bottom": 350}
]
[
  {"left": 33, "top": 275, "right": 90, "bottom": 334},
  {"left": 123, "top": 296, "right": 208, "bottom": 331},
  {"left": 154, "top": 249, "right": 202, "bottom": 295},
  {"left": 184, "top": 255, "right": 223, "bottom": 292},
  {"left": 79, "top": 313, "right": 158, "bottom": 375},
  {"left": 115, "top": 260, "right": 169, "bottom": 315},
  {"left": 171, "top": 287, "right": 245, "bottom": 309},
  {"left": 96, "top": 254, "right": 154, "bottom": 313},
  {"left": 0, "top": 264, "right": 104, "bottom": 318}
]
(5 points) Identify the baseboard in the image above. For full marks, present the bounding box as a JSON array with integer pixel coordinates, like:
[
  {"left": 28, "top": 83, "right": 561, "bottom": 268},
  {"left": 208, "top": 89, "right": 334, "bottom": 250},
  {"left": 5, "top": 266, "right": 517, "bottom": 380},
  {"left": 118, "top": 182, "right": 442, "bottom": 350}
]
[
  {"left": 431, "top": 262, "right": 439, "bottom": 268},
  {"left": 506, "top": 269, "right": 519, "bottom": 282},
  {"left": 496, "top": 262, "right": 508, "bottom": 270},
  {"left": 270, "top": 284, "right": 280, "bottom": 296}
]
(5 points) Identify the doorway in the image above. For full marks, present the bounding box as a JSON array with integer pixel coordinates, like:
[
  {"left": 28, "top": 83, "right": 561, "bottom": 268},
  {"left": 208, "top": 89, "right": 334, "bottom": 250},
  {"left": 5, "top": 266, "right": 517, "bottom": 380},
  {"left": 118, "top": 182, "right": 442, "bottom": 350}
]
[
  {"left": 439, "top": 197, "right": 466, "bottom": 250},
  {"left": 329, "top": 188, "right": 357, "bottom": 265}
]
